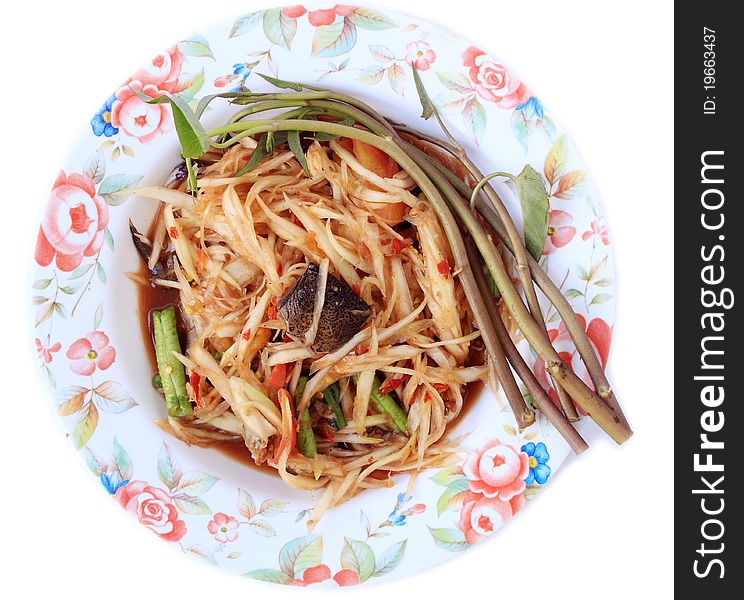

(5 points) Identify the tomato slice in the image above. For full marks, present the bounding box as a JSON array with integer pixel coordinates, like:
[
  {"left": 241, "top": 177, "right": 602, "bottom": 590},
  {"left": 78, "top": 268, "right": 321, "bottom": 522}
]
[
  {"left": 352, "top": 139, "right": 399, "bottom": 178},
  {"left": 266, "top": 363, "right": 287, "bottom": 390}
]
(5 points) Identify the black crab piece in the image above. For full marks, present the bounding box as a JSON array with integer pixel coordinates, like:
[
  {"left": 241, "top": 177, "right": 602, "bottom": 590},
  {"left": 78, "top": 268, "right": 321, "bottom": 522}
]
[{"left": 278, "top": 263, "right": 372, "bottom": 354}]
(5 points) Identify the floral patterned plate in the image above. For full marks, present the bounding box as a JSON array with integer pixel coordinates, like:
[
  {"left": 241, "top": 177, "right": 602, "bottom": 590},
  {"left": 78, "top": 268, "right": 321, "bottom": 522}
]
[{"left": 31, "top": 3, "right": 616, "bottom": 587}]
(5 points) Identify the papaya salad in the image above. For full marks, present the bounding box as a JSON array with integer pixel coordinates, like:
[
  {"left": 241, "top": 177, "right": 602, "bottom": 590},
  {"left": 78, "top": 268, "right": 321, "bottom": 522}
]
[{"left": 127, "top": 73, "right": 631, "bottom": 525}]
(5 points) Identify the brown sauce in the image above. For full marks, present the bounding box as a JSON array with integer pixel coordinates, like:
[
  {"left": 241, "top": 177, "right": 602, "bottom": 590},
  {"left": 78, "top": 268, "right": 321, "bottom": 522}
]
[
  {"left": 211, "top": 441, "right": 281, "bottom": 477},
  {"left": 451, "top": 379, "right": 483, "bottom": 429},
  {"left": 136, "top": 213, "right": 180, "bottom": 375},
  {"left": 138, "top": 274, "right": 180, "bottom": 375},
  {"left": 446, "top": 343, "right": 485, "bottom": 429}
]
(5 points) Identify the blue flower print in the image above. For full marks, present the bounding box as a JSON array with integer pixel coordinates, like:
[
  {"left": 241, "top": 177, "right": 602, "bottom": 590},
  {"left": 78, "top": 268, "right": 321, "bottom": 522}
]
[
  {"left": 231, "top": 63, "right": 252, "bottom": 91},
  {"left": 365, "top": 492, "right": 427, "bottom": 537},
  {"left": 100, "top": 471, "right": 129, "bottom": 494},
  {"left": 521, "top": 442, "right": 551, "bottom": 485},
  {"left": 387, "top": 492, "right": 411, "bottom": 525},
  {"left": 233, "top": 63, "right": 251, "bottom": 78},
  {"left": 516, "top": 97, "right": 544, "bottom": 120},
  {"left": 91, "top": 95, "right": 119, "bottom": 137}
]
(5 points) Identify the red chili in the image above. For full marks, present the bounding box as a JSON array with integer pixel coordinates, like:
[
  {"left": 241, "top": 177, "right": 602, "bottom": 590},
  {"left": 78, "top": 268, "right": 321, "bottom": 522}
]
[
  {"left": 267, "top": 297, "right": 278, "bottom": 320},
  {"left": 189, "top": 372, "right": 202, "bottom": 406},
  {"left": 242, "top": 329, "right": 251, "bottom": 341},
  {"left": 433, "top": 383, "right": 450, "bottom": 392},
  {"left": 267, "top": 363, "right": 287, "bottom": 389},
  {"left": 379, "top": 377, "right": 406, "bottom": 395},
  {"left": 391, "top": 238, "right": 412, "bottom": 255},
  {"left": 437, "top": 259, "right": 451, "bottom": 279},
  {"left": 168, "top": 226, "right": 179, "bottom": 239}
]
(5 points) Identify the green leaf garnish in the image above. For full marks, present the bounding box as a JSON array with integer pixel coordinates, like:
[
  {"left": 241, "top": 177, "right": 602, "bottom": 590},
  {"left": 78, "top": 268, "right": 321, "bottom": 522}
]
[
  {"left": 234, "top": 134, "right": 269, "bottom": 176},
  {"left": 196, "top": 92, "right": 228, "bottom": 117},
  {"left": 132, "top": 88, "right": 209, "bottom": 158},
  {"left": 514, "top": 165, "right": 550, "bottom": 261},
  {"left": 288, "top": 130, "right": 311, "bottom": 176},
  {"left": 257, "top": 72, "right": 305, "bottom": 92},
  {"left": 411, "top": 66, "right": 435, "bottom": 120}
]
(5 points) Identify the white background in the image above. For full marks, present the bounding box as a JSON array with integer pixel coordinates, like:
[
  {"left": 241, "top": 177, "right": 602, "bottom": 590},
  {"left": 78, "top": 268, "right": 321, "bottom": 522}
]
[{"left": 0, "top": 1, "right": 673, "bottom": 598}]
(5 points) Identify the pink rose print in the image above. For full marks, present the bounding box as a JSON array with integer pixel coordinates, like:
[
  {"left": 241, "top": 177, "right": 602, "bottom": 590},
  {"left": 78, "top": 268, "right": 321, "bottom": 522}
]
[
  {"left": 213, "top": 76, "right": 232, "bottom": 88},
  {"left": 115, "top": 480, "right": 186, "bottom": 542},
  {"left": 586, "top": 317, "right": 612, "bottom": 368},
  {"left": 126, "top": 46, "right": 184, "bottom": 93},
  {"left": 207, "top": 512, "right": 240, "bottom": 543},
  {"left": 462, "top": 46, "right": 531, "bottom": 109},
  {"left": 110, "top": 80, "right": 174, "bottom": 144},
  {"left": 36, "top": 338, "right": 61, "bottom": 364},
  {"left": 459, "top": 491, "right": 525, "bottom": 544},
  {"left": 285, "top": 564, "right": 333, "bottom": 586},
  {"left": 332, "top": 4, "right": 356, "bottom": 16},
  {"left": 333, "top": 568, "right": 361, "bottom": 586},
  {"left": 303, "top": 564, "right": 331, "bottom": 583},
  {"left": 281, "top": 5, "right": 307, "bottom": 18},
  {"left": 66, "top": 331, "right": 116, "bottom": 376},
  {"left": 548, "top": 313, "right": 612, "bottom": 370},
  {"left": 307, "top": 5, "right": 356, "bottom": 26},
  {"left": 582, "top": 219, "right": 610, "bottom": 245},
  {"left": 35, "top": 171, "right": 109, "bottom": 272},
  {"left": 543, "top": 210, "right": 577, "bottom": 255},
  {"left": 463, "top": 438, "right": 529, "bottom": 501},
  {"left": 405, "top": 40, "right": 437, "bottom": 71},
  {"left": 308, "top": 8, "right": 337, "bottom": 26},
  {"left": 536, "top": 314, "right": 613, "bottom": 410}
]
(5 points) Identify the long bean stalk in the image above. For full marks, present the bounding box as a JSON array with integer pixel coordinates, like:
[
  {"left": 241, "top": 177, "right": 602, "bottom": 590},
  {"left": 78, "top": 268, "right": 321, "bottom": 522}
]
[
  {"left": 469, "top": 172, "right": 579, "bottom": 422},
  {"left": 396, "top": 126, "right": 626, "bottom": 429},
  {"left": 405, "top": 72, "right": 580, "bottom": 423},
  {"left": 464, "top": 237, "right": 587, "bottom": 453},
  {"left": 141, "top": 76, "right": 631, "bottom": 447},
  {"left": 390, "top": 139, "right": 627, "bottom": 439},
  {"left": 152, "top": 307, "right": 191, "bottom": 417}
]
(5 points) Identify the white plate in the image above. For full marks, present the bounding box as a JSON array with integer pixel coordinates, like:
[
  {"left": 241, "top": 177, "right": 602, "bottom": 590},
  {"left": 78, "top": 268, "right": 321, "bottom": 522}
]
[{"left": 30, "top": 3, "right": 616, "bottom": 586}]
